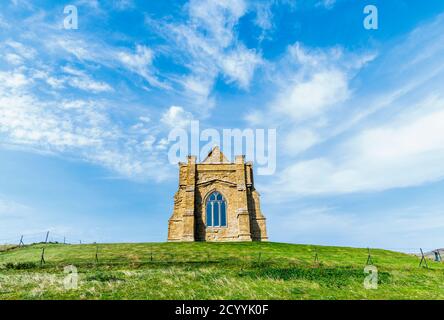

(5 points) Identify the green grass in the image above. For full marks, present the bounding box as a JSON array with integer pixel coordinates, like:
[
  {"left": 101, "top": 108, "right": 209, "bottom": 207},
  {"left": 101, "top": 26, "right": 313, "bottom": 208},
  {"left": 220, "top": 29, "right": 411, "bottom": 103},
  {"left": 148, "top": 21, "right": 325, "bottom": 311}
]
[{"left": 0, "top": 242, "right": 443, "bottom": 300}]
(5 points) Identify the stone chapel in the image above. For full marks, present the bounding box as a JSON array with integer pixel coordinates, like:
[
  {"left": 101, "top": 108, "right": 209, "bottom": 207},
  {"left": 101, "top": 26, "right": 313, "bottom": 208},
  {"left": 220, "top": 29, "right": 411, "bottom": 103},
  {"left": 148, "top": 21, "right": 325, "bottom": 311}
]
[{"left": 167, "top": 146, "right": 268, "bottom": 242}]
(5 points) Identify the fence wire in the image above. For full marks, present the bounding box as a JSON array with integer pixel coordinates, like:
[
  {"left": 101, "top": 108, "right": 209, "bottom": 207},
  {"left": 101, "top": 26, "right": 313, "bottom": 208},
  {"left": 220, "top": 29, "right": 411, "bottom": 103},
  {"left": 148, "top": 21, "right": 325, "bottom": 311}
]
[{"left": 0, "top": 233, "right": 442, "bottom": 268}]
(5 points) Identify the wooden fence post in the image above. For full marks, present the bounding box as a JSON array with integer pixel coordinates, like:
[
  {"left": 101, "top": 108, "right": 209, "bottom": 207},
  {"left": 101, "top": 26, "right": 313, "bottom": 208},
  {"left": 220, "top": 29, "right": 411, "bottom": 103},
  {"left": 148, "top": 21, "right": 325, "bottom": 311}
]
[
  {"left": 419, "top": 248, "right": 428, "bottom": 268},
  {"left": 40, "top": 248, "right": 46, "bottom": 266},
  {"left": 18, "top": 235, "right": 24, "bottom": 247},
  {"left": 95, "top": 245, "right": 99, "bottom": 263},
  {"left": 366, "top": 247, "right": 374, "bottom": 265},
  {"left": 314, "top": 248, "right": 319, "bottom": 265}
]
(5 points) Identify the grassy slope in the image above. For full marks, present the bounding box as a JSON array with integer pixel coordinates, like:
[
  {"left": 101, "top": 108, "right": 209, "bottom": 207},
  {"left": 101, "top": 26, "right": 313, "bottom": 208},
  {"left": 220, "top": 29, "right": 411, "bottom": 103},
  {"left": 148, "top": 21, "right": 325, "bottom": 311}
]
[{"left": 0, "top": 242, "right": 442, "bottom": 300}]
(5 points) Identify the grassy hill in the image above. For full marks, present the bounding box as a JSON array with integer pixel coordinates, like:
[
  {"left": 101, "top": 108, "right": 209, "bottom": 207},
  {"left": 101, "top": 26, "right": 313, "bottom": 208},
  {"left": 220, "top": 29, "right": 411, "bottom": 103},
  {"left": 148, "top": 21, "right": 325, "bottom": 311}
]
[{"left": 0, "top": 242, "right": 442, "bottom": 300}]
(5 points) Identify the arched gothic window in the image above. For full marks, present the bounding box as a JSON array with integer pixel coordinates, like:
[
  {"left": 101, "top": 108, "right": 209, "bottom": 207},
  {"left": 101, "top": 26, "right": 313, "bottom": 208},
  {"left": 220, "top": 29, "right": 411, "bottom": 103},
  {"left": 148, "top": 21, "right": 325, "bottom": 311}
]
[{"left": 206, "top": 191, "right": 227, "bottom": 227}]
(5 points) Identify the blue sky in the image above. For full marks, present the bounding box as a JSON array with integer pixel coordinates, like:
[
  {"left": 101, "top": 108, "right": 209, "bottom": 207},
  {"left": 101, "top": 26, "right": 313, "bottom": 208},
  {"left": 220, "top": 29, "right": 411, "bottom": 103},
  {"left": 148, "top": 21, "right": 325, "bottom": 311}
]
[{"left": 1, "top": 0, "right": 444, "bottom": 251}]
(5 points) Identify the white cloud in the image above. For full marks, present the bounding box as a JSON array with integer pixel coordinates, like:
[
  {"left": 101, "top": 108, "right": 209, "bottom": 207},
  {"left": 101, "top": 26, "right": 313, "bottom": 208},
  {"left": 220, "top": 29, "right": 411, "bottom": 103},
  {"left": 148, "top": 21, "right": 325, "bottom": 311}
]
[
  {"left": 219, "top": 45, "right": 263, "bottom": 89},
  {"left": 254, "top": 2, "right": 273, "bottom": 31},
  {"left": 50, "top": 38, "right": 167, "bottom": 90},
  {"left": 0, "top": 94, "right": 104, "bottom": 149},
  {"left": 271, "top": 96, "right": 444, "bottom": 197},
  {"left": 161, "top": 106, "right": 193, "bottom": 128},
  {"left": 117, "top": 45, "right": 169, "bottom": 89},
  {"left": 68, "top": 75, "right": 113, "bottom": 93},
  {"left": 0, "top": 15, "right": 178, "bottom": 182},
  {"left": 0, "top": 71, "right": 31, "bottom": 89},
  {"left": 4, "top": 53, "right": 24, "bottom": 65},
  {"left": 273, "top": 69, "right": 349, "bottom": 121},
  {"left": 150, "top": 0, "right": 262, "bottom": 112},
  {"left": 247, "top": 42, "right": 373, "bottom": 158},
  {"left": 182, "top": 75, "right": 214, "bottom": 106},
  {"left": 5, "top": 40, "right": 37, "bottom": 60},
  {"left": 55, "top": 38, "right": 97, "bottom": 61},
  {"left": 112, "top": 0, "right": 134, "bottom": 10},
  {"left": 188, "top": 0, "right": 247, "bottom": 47},
  {"left": 247, "top": 42, "right": 375, "bottom": 131},
  {"left": 75, "top": 0, "right": 100, "bottom": 9},
  {"left": 282, "top": 128, "right": 320, "bottom": 155},
  {"left": 58, "top": 66, "right": 112, "bottom": 93},
  {"left": 316, "top": 0, "right": 336, "bottom": 10},
  {"left": 252, "top": 1, "right": 275, "bottom": 42},
  {"left": 0, "top": 76, "right": 170, "bottom": 181},
  {"left": 0, "top": 40, "right": 37, "bottom": 69},
  {"left": 259, "top": 15, "right": 444, "bottom": 199},
  {"left": 268, "top": 43, "right": 366, "bottom": 122}
]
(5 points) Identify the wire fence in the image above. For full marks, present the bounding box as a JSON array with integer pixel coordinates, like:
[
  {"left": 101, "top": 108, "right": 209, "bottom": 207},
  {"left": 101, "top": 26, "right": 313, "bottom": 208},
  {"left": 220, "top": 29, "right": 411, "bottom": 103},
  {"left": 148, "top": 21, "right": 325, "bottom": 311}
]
[
  {"left": 1, "top": 244, "right": 443, "bottom": 271},
  {"left": 1, "top": 232, "right": 443, "bottom": 268},
  {"left": 0, "top": 231, "right": 94, "bottom": 250},
  {"left": 1, "top": 245, "right": 278, "bottom": 266},
  {"left": 0, "top": 232, "right": 440, "bottom": 252}
]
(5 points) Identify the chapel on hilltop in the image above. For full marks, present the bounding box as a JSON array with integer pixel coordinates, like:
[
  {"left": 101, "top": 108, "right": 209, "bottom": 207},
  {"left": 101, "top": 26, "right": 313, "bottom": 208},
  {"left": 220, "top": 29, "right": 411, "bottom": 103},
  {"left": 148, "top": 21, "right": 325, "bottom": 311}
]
[{"left": 167, "top": 146, "right": 268, "bottom": 242}]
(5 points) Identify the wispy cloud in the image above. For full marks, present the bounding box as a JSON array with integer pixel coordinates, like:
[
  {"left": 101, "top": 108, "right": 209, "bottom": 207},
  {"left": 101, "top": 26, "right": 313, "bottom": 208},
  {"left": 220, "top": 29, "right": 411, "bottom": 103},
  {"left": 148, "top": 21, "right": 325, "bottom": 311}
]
[
  {"left": 261, "top": 14, "right": 444, "bottom": 199},
  {"left": 49, "top": 37, "right": 169, "bottom": 90},
  {"left": 253, "top": 1, "right": 274, "bottom": 41},
  {"left": 316, "top": 0, "right": 336, "bottom": 10},
  {"left": 148, "top": 0, "right": 263, "bottom": 113},
  {"left": 273, "top": 96, "right": 444, "bottom": 196},
  {"left": 0, "top": 67, "right": 171, "bottom": 181},
  {"left": 247, "top": 42, "right": 375, "bottom": 155},
  {"left": 268, "top": 42, "right": 374, "bottom": 122},
  {"left": 57, "top": 66, "right": 113, "bottom": 93},
  {"left": 117, "top": 45, "right": 170, "bottom": 90},
  {"left": 161, "top": 106, "right": 194, "bottom": 129},
  {"left": 0, "top": 8, "right": 175, "bottom": 181}
]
